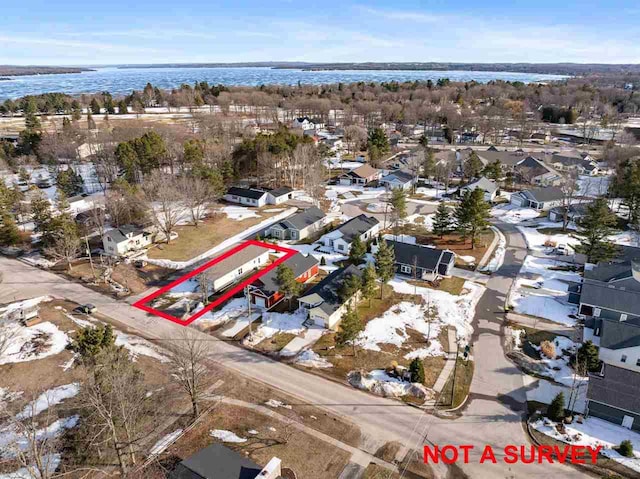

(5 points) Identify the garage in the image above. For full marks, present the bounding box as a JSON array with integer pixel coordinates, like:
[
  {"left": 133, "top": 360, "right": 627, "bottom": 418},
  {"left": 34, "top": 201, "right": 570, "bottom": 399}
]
[{"left": 253, "top": 295, "right": 267, "bottom": 308}]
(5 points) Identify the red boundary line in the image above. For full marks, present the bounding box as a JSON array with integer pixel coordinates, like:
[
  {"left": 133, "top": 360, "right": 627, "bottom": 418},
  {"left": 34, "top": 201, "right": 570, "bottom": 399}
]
[{"left": 132, "top": 240, "right": 298, "bottom": 326}]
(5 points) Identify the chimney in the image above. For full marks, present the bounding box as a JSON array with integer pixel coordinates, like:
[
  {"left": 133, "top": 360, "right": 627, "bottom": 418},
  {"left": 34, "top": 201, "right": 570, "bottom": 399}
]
[{"left": 255, "top": 457, "right": 281, "bottom": 479}]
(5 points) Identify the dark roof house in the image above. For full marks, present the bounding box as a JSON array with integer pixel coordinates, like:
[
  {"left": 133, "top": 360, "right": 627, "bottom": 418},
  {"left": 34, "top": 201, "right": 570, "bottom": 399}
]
[
  {"left": 171, "top": 444, "right": 262, "bottom": 479},
  {"left": 384, "top": 240, "right": 455, "bottom": 279}
]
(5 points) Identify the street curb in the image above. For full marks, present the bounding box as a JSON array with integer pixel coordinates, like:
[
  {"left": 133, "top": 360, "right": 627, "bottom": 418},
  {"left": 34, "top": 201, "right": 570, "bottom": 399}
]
[{"left": 476, "top": 225, "right": 501, "bottom": 270}]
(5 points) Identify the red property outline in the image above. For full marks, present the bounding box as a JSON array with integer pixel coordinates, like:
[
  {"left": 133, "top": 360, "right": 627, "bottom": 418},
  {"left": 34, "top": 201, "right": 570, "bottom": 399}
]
[{"left": 133, "top": 240, "right": 298, "bottom": 326}]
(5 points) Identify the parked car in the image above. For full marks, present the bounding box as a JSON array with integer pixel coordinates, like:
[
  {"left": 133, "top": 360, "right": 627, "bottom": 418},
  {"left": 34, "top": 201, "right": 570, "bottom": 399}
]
[
  {"left": 75, "top": 304, "right": 97, "bottom": 314},
  {"left": 556, "top": 244, "right": 571, "bottom": 255}
]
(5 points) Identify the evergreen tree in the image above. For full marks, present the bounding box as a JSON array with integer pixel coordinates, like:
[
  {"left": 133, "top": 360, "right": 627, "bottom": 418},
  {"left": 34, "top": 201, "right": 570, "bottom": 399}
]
[
  {"left": 483, "top": 160, "right": 502, "bottom": 180},
  {"left": 455, "top": 189, "right": 491, "bottom": 249},
  {"left": 463, "top": 151, "right": 483, "bottom": 180},
  {"left": 422, "top": 149, "right": 436, "bottom": 181},
  {"left": 409, "top": 358, "right": 425, "bottom": 383},
  {"left": 68, "top": 324, "right": 116, "bottom": 359},
  {"left": 618, "top": 440, "right": 634, "bottom": 458},
  {"left": 183, "top": 139, "right": 205, "bottom": 165},
  {"left": 90, "top": 98, "right": 101, "bottom": 115},
  {"left": 339, "top": 273, "right": 362, "bottom": 309},
  {"left": 0, "top": 213, "right": 21, "bottom": 246},
  {"left": 275, "top": 263, "right": 302, "bottom": 308},
  {"left": 62, "top": 116, "right": 72, "bottom": 133},
  {"left": 390, "top": 187, "right": 407, "bottom": 230},
  {"left": 71, "top": 100, "right": 82, "bottom": 121},
  {"left": 23, "top": 96, "right": 41, "bottom": 131},
  {"left": 374, "top": 239, "right": 395, "bottom": 298},
  {"left": 611, "top": 157, "right": 640, "bottom": 225},
  {"left": 576, "top": 340, "right": 601, "bottom": 373},
  {"left": 574, "top": 198, "right": 619, "bottom": 263},
  {"left": 361, "top": 263, "right": 377, "bottom": 307},
  {"left": 320, "top": 256, "right": 327, "bottom": 266},
  {"left": 117, "top": 100, "right": 128, "bottom": 115},
  {"left": 336, "top": 306, "right": 362, "bottom": 347},
  {"left": 547, "top": 392, "right": 565, "bottom": 421},
  {"left": 56, "top": 168, "right": 84, "bottom": 197},
  {"left": 432, "top": 202, "right": 452, "bottom": 238},
  {"left": 349, "top": 235, "right": 367, "bottom": 265},
  {"left": 367, "top": 127, "right": 389, "bottom": 154},
  {"left": 102, "top": 92, "right": 115, "bottom": 114}
]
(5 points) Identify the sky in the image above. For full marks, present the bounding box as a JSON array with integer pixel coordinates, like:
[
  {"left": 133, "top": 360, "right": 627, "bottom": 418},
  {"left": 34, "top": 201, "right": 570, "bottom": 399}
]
[{"left": 1, "top": 0, "right": 640, "bottom": 65}]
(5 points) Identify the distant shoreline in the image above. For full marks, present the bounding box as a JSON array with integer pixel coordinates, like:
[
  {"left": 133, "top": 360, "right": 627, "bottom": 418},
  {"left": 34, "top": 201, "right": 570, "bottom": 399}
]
[{"left": 0, "top": 67, "right": 95, "bottom": 77}]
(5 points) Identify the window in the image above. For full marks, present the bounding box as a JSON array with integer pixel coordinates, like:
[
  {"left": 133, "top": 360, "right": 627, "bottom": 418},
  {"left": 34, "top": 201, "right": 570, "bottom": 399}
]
[
  {"left": 621, "top": 314, "right": 628, "bottom": 321},
  {"left": 593, "top": 308, "right": 601, "bottom": 317},
  {"left": 621, "top": 355, "right": 627, "bottom": 363},
  {"left": 400, "top": 264, "right": 412, "bottom": 274},
  {"left": 636, "top": 358, "right": 640, "bottom": 367}
]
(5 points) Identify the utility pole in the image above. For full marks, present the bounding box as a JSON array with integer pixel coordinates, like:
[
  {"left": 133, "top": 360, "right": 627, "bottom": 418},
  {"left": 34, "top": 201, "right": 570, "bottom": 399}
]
[{"left": 85, "top": 234, "right": 96, "bottom": 279}]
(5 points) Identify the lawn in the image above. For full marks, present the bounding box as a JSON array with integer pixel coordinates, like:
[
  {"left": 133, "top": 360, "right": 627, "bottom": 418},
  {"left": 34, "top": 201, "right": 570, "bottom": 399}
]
[
  {"left": 408, "top": 276, "right": 465, "bottom": 296},
  {"left": 147, "top": 207, "right": 282, "bottom": 262},
  {"left": 438, "top": 358, "right": 474, "bottom": 410},
  {"left": 363, "top": 464, "right": 400, "bottom": 479},
  {"left": 420, "top": 231, "right": 495, "bottom": 266}
]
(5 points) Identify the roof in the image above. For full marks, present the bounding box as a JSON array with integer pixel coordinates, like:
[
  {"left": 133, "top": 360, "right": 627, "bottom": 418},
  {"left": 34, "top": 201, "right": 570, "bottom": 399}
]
[
  {"left": 333, "top": 214, "right": 379, "bottom": 244},
  {"left": 549, "top": 202, "right": 594, "bottom": 217},
  {"left": 462, "top": 177, "right": 498, "bottom": 194},
  {"left": 226, "top": 187, "right": 267, "bottom": 200},
  {"left": 171, "top": 443, "right": 262, "bottom": 479},
  {"left": 461, "top": 149, "right": 527, "bottom": 167},
  {"left": 599, "top": 319, "right": 640, "bottom": 350},
  {"left": 278, "top": 206, "right": 326, "bottom": 231},
  {"left": 521, "top": 186, "right": 565, "bottom": 203},
  {"left": 381, "top": 169, "right": 414, "bottom": 184},
  {"left": 268, "top": 186, "right": 293, "bottom": 198},
  {"left": 202, "top": 244, "right": 269, "bottom": 284},
  {"left": 515, "top": 156, "right": 557, "bottom": 180},
  {"left": 584, "top": 262, "right": 633, "bottom": 282},
  {"left": 299, "top": 264, "right": 363, "bottom": 316},
  {"left": 387, "top": 240, "right": 453, "bottom": 272},
  {"left": 254, "top": 253, "right": 318, "bottom": 295},
  {"left": 580, "top": 281, "right": 640, "bottom": 317},
  {"left": 104, "top": 225, "right": 146, "bottom": 243},
  {"left": 350, "top": 164, "right": 379, "bottom": 179}
]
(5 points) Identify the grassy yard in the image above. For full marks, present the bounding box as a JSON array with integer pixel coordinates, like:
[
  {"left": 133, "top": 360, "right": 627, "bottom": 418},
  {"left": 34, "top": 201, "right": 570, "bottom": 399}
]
[
  {"left": 408, "top": 276, "right": 465, "bottom": 296},
  {"left": 363, "top": 464, "right": 400, "bottom": 479},
  {"left": 438, "top": 358, "right": 474, "bottom": 410},
  {"left": 147, "top": 207, "right": 282, "bottom": 262},
  {"left": 255, "top": 332, "right": 297, "bottom": 353}
]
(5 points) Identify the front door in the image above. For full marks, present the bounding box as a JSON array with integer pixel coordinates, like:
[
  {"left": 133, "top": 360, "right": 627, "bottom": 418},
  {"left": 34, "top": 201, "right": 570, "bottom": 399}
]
[{"left": 622, "top": 415, "right": 634, "bottom": 429}]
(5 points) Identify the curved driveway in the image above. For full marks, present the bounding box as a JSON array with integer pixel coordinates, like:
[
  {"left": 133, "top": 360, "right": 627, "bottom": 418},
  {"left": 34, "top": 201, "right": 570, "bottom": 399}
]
[{"left": 0, "top": 222, "right": 590, "bottom": 478}]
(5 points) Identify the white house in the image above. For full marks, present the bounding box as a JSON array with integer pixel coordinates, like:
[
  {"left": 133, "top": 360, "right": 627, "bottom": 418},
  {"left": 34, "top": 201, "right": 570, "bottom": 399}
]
[
  {"left": 265, "top": 206, "right": 326, "bottom": 241},
  {"left": 102, "top": 225, "right": 154, "bottom": 256},
  {"left": 292, "top": 117, "right": 325, "bottom": 131},
  {"left": 379, "top": 170, "right": 415, "bottom": 190},
  {"left": 320, "top": 214, "right": 380, "bottom": 254},
  {"left": 223, "top": 187, "right": 268, "bottom": 207},
  {"left": 458, "top": 176, "right": 499, "bottom": 202},
  {"left": 202, "top": 244, "right": 270, "bottom": 293},
  {"left": 265, "top": 187, "right": 294, "bottom": 205},
  {"left": 510, "top": 187, "right": 565, "bottom": 211},
  {"left": 298, "top": 265, "right": 362, "bottom": 330}
]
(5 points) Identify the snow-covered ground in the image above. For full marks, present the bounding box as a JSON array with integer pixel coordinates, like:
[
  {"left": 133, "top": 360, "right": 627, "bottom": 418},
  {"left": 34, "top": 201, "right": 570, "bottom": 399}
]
[
  {"left": 16, "top": 383, "right": 80, "bottom": 420},
  {"left": 275, "top": 242, "right": 347, "bottom": 273},
  {"left": 356, "top": 301, "right": 444, "bottom": 359},
  {"left": 405, "top": 213, "right": 434, "bottom": 231},
  {"left": 389, "top": 277, "right": 485, "bottom": 344},
  {"left": 115, "top": 332, "right": 168, "bottom": 363},
  {"left": 491, "top": 204, "right": 540, "bottom": 224},
  {"left": 517, "top": 224, "right": 580, "bottom": 253},
  {"left": 150, "top": 429, "right": 183, "bottom": 455},
  {"left": 480, "top": 227, "right": 506, "bottom": 273},
  {"left": 532, "top": 417, "right": 640, "bottom": 473},
  {"left": 294, "top": 349, "right": 332, "bottom": 369},
  {"left": 191, "top": 298, "right": 249, "bottom": 330},
  {"left": 577, "top": 175, "right": 611, "bottom": 198},
  {"left": 220, "top": 206, "right": 261, "bottom": 221},
  {"left": 509, "top": 256, "right": 579, "bottom": 325},
  {"left": 414, "top": 185, "right": 454, "bottom": 199},
  {"left": 348, "top": 369, "right": 431, "bottom": 399},
  {"left": 244, "top": 310, "right": 307, "bottom": 346},
  {"left": 210, "top": 429, "right": 247, "bottom": 443}
]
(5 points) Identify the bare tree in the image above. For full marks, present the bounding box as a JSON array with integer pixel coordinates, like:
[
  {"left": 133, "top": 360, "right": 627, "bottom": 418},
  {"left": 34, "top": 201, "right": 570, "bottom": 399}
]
[
  {"left": 44, "top": 226, "right": 81, "bottom": 270},
  {"left": 177, "top": 176, "right": 212, "bottom": 227},
  {"left": 559, "top": 171, "right": 579, "bottom": 232},
  {"left": 142, "top": 171, "right": 183, "bottom": 243},
  {"left": 166, "top": 328, "right": 212, "bottom": 421},
  {"left": 343, "top": 125, "right": 367, "bottom": 155}
]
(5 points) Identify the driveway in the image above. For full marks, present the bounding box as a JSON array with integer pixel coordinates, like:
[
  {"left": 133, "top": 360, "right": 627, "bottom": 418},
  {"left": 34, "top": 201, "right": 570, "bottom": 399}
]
[{"left": 0, "top": 227, "right": 591, "bottom": 479}]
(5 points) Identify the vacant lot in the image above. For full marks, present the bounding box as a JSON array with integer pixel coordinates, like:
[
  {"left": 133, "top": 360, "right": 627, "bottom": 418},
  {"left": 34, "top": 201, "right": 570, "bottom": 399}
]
[{"left": 147, "top": 207, "right": 284, "bottom": 262}]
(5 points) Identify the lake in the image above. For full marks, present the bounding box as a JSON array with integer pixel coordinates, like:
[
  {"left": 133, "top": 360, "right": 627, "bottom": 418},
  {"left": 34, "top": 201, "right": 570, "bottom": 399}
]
[{"left": 0, "top": 67, "right": 568, "bottom": 100}]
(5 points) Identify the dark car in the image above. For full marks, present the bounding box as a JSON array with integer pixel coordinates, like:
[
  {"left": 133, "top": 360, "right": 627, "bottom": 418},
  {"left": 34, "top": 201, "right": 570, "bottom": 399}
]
[{"left": 75, "top": 304, "right": 97, "bottom": 314}]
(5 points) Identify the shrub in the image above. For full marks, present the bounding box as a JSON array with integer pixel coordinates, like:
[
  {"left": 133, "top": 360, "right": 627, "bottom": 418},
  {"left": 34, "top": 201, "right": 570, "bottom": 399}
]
[
  {"left": 618, "top": 440, "right": 634, "bottom": 458},
  {"left": 540, "top": 340, "right": 556, "bottom": 359},
  {"left": 409, "top": 358, "right": 425, "bottom": 384},
  {"left": 547, "top": 392, "right": 565, "bottom": 421}
]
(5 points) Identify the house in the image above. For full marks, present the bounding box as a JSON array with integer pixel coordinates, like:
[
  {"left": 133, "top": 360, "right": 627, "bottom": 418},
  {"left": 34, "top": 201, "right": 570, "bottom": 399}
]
[
  {"left": 548, "top": 202, "right": 597, "bottom": 223},
  {"left": 171, "top": 443, "right": 282, "bottom": 479},
  {"left": 292, "top": 116, "right": 324, "bottom": 131},
  {"left": 223, "top": 187, "right": 268, "bottom": 207},
  {"left": 320, "top": 214, "right": 380, "bottom": 254},
  {"left": 513, "top": 156, "right": 561, "bottom": 186},
  {"left": 510, "top": 187, "right": 565, "bottom": 211},
  {"left": 198, "top": 244, "right": 270, "bottom": 293},
  {"left": 548, "top": 153, "right": 599, "bottom": 176},
  {"left": 379, "top": 170, "right": 415, "bottom": 190},
  {"left": 458, "top": 177, "right": 499, "bottom": 202},
  {"left": 102, "top": 225, "right": 154, "bottom": 256},
  {"left": 383, "top": 240, "right": 455, "bottom": 281},
  {"left": 338, "top": 164, "right": 381, "bottom": 185},
  {"left": 577, "top": 260, "right": 640, "bottom": 431},
  {"left": 265, "top": 206, "right": 326, "bottom": 241},
  {"left": 265, "top": 187, "right": 293, "bottom": 205},
  {"left": 249, "top": 253, "right": 319, "bottom": 308},
  {"left": 298, "top": 264, "right": 363, "bottom": 330}
]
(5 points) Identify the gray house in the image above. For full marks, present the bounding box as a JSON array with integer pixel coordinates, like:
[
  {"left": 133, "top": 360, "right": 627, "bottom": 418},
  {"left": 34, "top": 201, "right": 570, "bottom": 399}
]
[
  {"left": 510, "top": 187, "right": 565, "bottom": 211},
  {"left": 458, "top": 176, "right": 499, "bottom": 202},
  {"left": 320, "top": 214, "right": 380, "bottom": 254},
  {"left": 383, "top": 240, "right": 455, "bottom": 281},
  {"left": 379, "top": 169, "right": 415, "bottom": 190},
  {"left": 265, "top": 207, "right": 326, "bottom": 241},
  {"left": 578, "top": 260, "right": 640, "bottom": 431}
]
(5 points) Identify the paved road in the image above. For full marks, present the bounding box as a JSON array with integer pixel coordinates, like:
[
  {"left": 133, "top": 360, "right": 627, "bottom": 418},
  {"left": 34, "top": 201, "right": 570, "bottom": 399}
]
[{"left": 0, "top": 224, "right": 591, "bottom": 479}]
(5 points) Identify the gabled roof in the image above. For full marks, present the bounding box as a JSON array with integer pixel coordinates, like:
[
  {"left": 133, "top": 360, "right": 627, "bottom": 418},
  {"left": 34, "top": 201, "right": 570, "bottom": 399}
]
[
  {"left": 268, "top": 186, "right": 293, "bottom": 198},
  {"left": 515, "top": 156, "right": 558, "bottom": 180},
  {"left": 253, "top": 253, "right": 318, "bottom": 295},
  {"left": 580, "top": 281, "right": 640, "bottom": 317},
  {"left": 521, "top": 186, "right": 564, "bottom": 203},
  {"left": 386, "top": 240, "right": 454, "bottom": 272},
  {"left": 332, "top": 214, "right": 379, "bottom": 244},
  {"left": 349, "top": 164, "right": 379, "bottom": 179},
  {"left": 381, "top": 169, "right": 414, "bottom": 184},
  {"left": 104, "top": 225, "right": 146, "bottom": 243},
  {"left": 299, "top": 264, "right": 362, "bottom": 315},
  {"left": 200, "top": 244, "right": 269, "bottom": 284},
  {"left": 599, "top": 319, "right": 640, "bottom": 350},
  {"left": 463, "top": 176, "right": 498, "bottom": 194},
  {"left": 171, "top": 443, "right": 261, "bottom": 479},
  {"left": 278, "top": 206, "right": 326, "bottom": 231},
  {"left": 226, "top": 187, "right": 267, "bottom": 200}
]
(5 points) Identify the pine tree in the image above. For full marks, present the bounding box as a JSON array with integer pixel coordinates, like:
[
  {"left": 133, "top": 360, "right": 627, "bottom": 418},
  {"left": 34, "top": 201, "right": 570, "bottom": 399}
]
[
  {"left": 275, "top": 264, "right": 302, "bottom": 308},
  {"left": 71, "top": 100, "right": 82, "bottom": 121},
  {"left": 390, "top": 187, "right": 407, "bottom": 230},
  {"left": 69, "top": 324, "right": 116, "bottom": 359},
  {"left": 455, "top": 189, "right": 491, "bottom": 249},
  {"left": 90, "top": 98, "right": 101, "bottom": 115},
  {"left": 320, "top": 256, "right": 327, "bottom": 266},
  {"left": 56, "top": 168, "right": 84, "bottom": 197},
  {"left": 374, "top": 239, "right": 395, "bottom": 298},
  {"left": 339, "top": 273, "right": 362, "bottom": 309},
  {"left": 422, "top": 149, "right": 436, "bottom": 181},
  {"left": 0, "top": 213, "right": 21, "bottom": 246},
  {"left": 577, "top": 340, "right": 601, "bottom": 372},
  {"left": 118, "top": 100, "right": 128, "bottom": 115},
  {"left": 409, "top": 358, "right": 425, "bottom": 383},
  {"left": 574, "top": 198, "right": 619, "bottom": 263},
  {"left": 361, "top": 263, "right": 377, "bottom": 307},
  {"left": 23, "top": 97, "right": 41, "bottom": 131},
  {"left": 463, "top": 151, "right": 483, "bottom": 181},
  {"left": 336, "top": 306, "right": 362, "bottom": 347},
  {"left": 432, "top": 202, "right": 452, "bottom": 238},
  {"left": 618, "top": 440, "right": 634, "bottom": 458},
  {"left": 349, "top": 235, "right": 367, "bottom": 265},
  {"left": 547, "top": 392, "right": 565, "bottom": 421},
  {"left": 102, "top": 92, "right": 115, "bottom": 114},
  {"left": 483, "top": 160, "right": 502, "bottom": 180}
]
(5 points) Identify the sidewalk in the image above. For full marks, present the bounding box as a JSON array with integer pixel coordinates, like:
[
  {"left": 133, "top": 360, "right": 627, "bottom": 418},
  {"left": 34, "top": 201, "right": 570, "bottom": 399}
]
[
  {"left": 451, "top": 267, "right": 489, "bottom": 284},
  {"left": 280, "top": 326, "right": 324, "bottom": 357},
  {"left": 431, "top": 327, "right": 458, "bottom": 393},
  {"left": 506, "top": 312, "right": 576, "bottom": 338}
]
